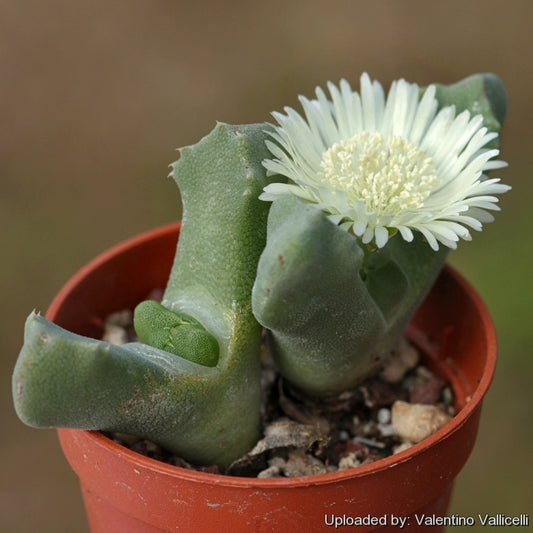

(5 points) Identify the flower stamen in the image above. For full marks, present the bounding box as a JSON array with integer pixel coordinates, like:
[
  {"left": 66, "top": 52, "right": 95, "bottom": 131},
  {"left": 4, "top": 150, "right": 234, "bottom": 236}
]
[{"left": 320, "top": 132, "right": 440, "bottom": 216}]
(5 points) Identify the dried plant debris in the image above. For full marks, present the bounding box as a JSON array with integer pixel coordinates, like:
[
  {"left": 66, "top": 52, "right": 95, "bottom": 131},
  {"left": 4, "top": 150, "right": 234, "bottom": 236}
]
[{"left": 105, "top": 312, "right": 456, "bottom": 478}]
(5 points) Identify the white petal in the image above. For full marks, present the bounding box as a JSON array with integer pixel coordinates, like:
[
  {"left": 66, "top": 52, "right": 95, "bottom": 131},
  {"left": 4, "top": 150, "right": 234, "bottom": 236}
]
[
  {"left": 362, "top": 226, "right": 375, "bottom": 243},
  {"left": 417, "top": 227, "right": 441, "bottom": 250},
  {"left": 409, "top": 85, "right": 438, "bottom": 145},
  {"left": 374, "top": 226, "right": 389, "bottom": 248},
  {"left": 397, "top": 226, "right": 414, "bottom": 242},
  {"left": 352, "top": 220, "right": 367, "bottom": 236},
  {"left": 261, "top": 73, "right": 509, "bottom": 250}
]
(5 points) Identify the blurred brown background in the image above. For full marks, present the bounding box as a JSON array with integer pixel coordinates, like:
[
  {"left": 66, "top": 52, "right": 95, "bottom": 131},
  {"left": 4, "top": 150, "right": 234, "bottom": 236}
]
[{"left": 2, "top": 1, "right": 531, "bottom": 531}]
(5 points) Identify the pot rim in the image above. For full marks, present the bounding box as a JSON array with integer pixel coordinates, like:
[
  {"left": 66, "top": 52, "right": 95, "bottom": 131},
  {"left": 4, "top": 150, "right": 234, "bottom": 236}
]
[{"left": 55, "top": 222, "right": 497, "bottom": 489}]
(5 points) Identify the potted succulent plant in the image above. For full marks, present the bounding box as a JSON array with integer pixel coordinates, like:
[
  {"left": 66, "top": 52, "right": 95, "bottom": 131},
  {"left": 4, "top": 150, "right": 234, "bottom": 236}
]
[{"left": 13, "top": 72, "right": 509, "bottom": 532}]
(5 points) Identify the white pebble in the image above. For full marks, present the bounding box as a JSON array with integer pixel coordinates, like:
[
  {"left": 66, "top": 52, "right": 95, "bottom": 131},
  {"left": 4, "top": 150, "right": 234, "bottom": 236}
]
[
  {"left": 393, "top": 442, "right": 413, "bottom": 454},
  {"left": 338, "top": 453, "right": 360, "bottom": 470},
  {"left": 380, "top": 337, "right": 419, "bottom": 383},
  {"left": 391, "top": 400, "right": 452, "bottom": 443},
  {"left": 257, "top": 465, "right": 281, "bottom": 478},
  {"left": 102, "top": 324, "right": 128, "bottom": 345},
  {"left": 338, "top": 430, "right": 350, "bottom": 442},
  {"left": 377, "top": 408, "right": 391, "bottom": 424}
]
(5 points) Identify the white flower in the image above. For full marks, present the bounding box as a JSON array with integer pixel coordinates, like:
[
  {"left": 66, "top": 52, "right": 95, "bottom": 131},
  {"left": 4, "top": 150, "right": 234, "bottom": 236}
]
[{"left": 261, "top": 73, "right": 510, "bottom": 250}]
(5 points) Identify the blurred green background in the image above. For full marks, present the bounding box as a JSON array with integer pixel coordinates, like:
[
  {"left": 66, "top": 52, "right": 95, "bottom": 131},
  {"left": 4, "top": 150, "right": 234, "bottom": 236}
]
[{"left": 2, "top": 1, "right": 531, "bottom": 531}]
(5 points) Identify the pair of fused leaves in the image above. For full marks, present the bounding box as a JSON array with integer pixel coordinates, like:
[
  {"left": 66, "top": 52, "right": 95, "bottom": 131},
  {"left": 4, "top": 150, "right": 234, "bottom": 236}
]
[
  {"left": 13, "top": 74, "right": 506, "bottom": 468},
  {"left": 14, "top": 123, "right": 275, "bottom": 468},
  {"left": 251, "top": 73, "right": 506, "bottom": 395},
  {"left": 252, "top": 196, "right": 448, "bottom": 396}
]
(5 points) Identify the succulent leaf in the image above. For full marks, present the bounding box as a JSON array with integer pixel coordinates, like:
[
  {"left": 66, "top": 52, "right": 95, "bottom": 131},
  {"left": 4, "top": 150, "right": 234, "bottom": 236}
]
[
  {"left": 252, "top": 196, "right": 448, "bottom": 395},
  {"left": 13, "top": 123, "right": 278, "bottom": 468}
]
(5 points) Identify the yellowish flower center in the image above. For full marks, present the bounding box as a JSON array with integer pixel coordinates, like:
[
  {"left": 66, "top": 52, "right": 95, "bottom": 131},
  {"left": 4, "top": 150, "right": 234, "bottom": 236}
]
[{"left": 319, "top": 132, "right": 440, "bottom": 216}]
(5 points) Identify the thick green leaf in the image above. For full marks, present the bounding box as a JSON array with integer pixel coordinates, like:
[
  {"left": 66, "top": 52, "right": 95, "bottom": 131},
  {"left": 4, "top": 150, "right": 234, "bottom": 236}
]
[
  {"left": 252, "top": 196, "right": 447, "bottom": 395},
  {"left": 13, "top": 123, "right": 278, "bottom": 468}
]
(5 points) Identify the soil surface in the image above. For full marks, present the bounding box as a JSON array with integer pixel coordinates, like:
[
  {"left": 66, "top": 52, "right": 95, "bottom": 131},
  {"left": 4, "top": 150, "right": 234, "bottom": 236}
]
[{"left": 103, "top": 310, "right": 455, "bottom": 478}]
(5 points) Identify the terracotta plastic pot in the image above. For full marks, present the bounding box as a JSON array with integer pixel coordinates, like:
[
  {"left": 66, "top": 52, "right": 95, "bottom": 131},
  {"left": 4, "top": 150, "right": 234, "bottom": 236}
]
[{"left": 51, "top": 223, "right": 496, "bottom": 532}]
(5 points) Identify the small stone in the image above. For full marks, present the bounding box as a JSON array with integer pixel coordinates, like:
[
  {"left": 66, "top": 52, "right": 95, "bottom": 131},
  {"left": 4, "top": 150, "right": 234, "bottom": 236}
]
[
  {"left": 380, "top": 337, "right": 420, "bottom": 383},
  {"left": 281, "top": 450, "right": 328, "bottom": 477},
  {"left": 105, "top": 309, "right": 133, "bottom": 328},
  {"left": 393, "top": 442, "right": 413, "bottom": 454},
  {"left": 257, "top": 465, "right": 282, "bottom": 479},
  {"left": 261, "top": 450, "right": 329, "bottom": 477},
  {"left": 338, "top": 452, "right": 360, "bottom": 470},
  {"left": 376, "top": 407, "right": 391, "bottom": 424},
  {"left": 102, "top": 324, "right": 128, "bottom": 345},
  {"left": 269, "top": 456, "right": 287, "bottom": 469},
  {"left": 391, "top": 400, "right": 452, "bottom": 443},
  {"left": 338, "top": 430, "right": 350, "bottom": 442}
]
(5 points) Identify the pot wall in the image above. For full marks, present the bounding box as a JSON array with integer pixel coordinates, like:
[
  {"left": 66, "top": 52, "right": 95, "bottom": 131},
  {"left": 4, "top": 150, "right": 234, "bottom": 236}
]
[{"left": 52, "top": 224, "right": 496, "bottom": 532}]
